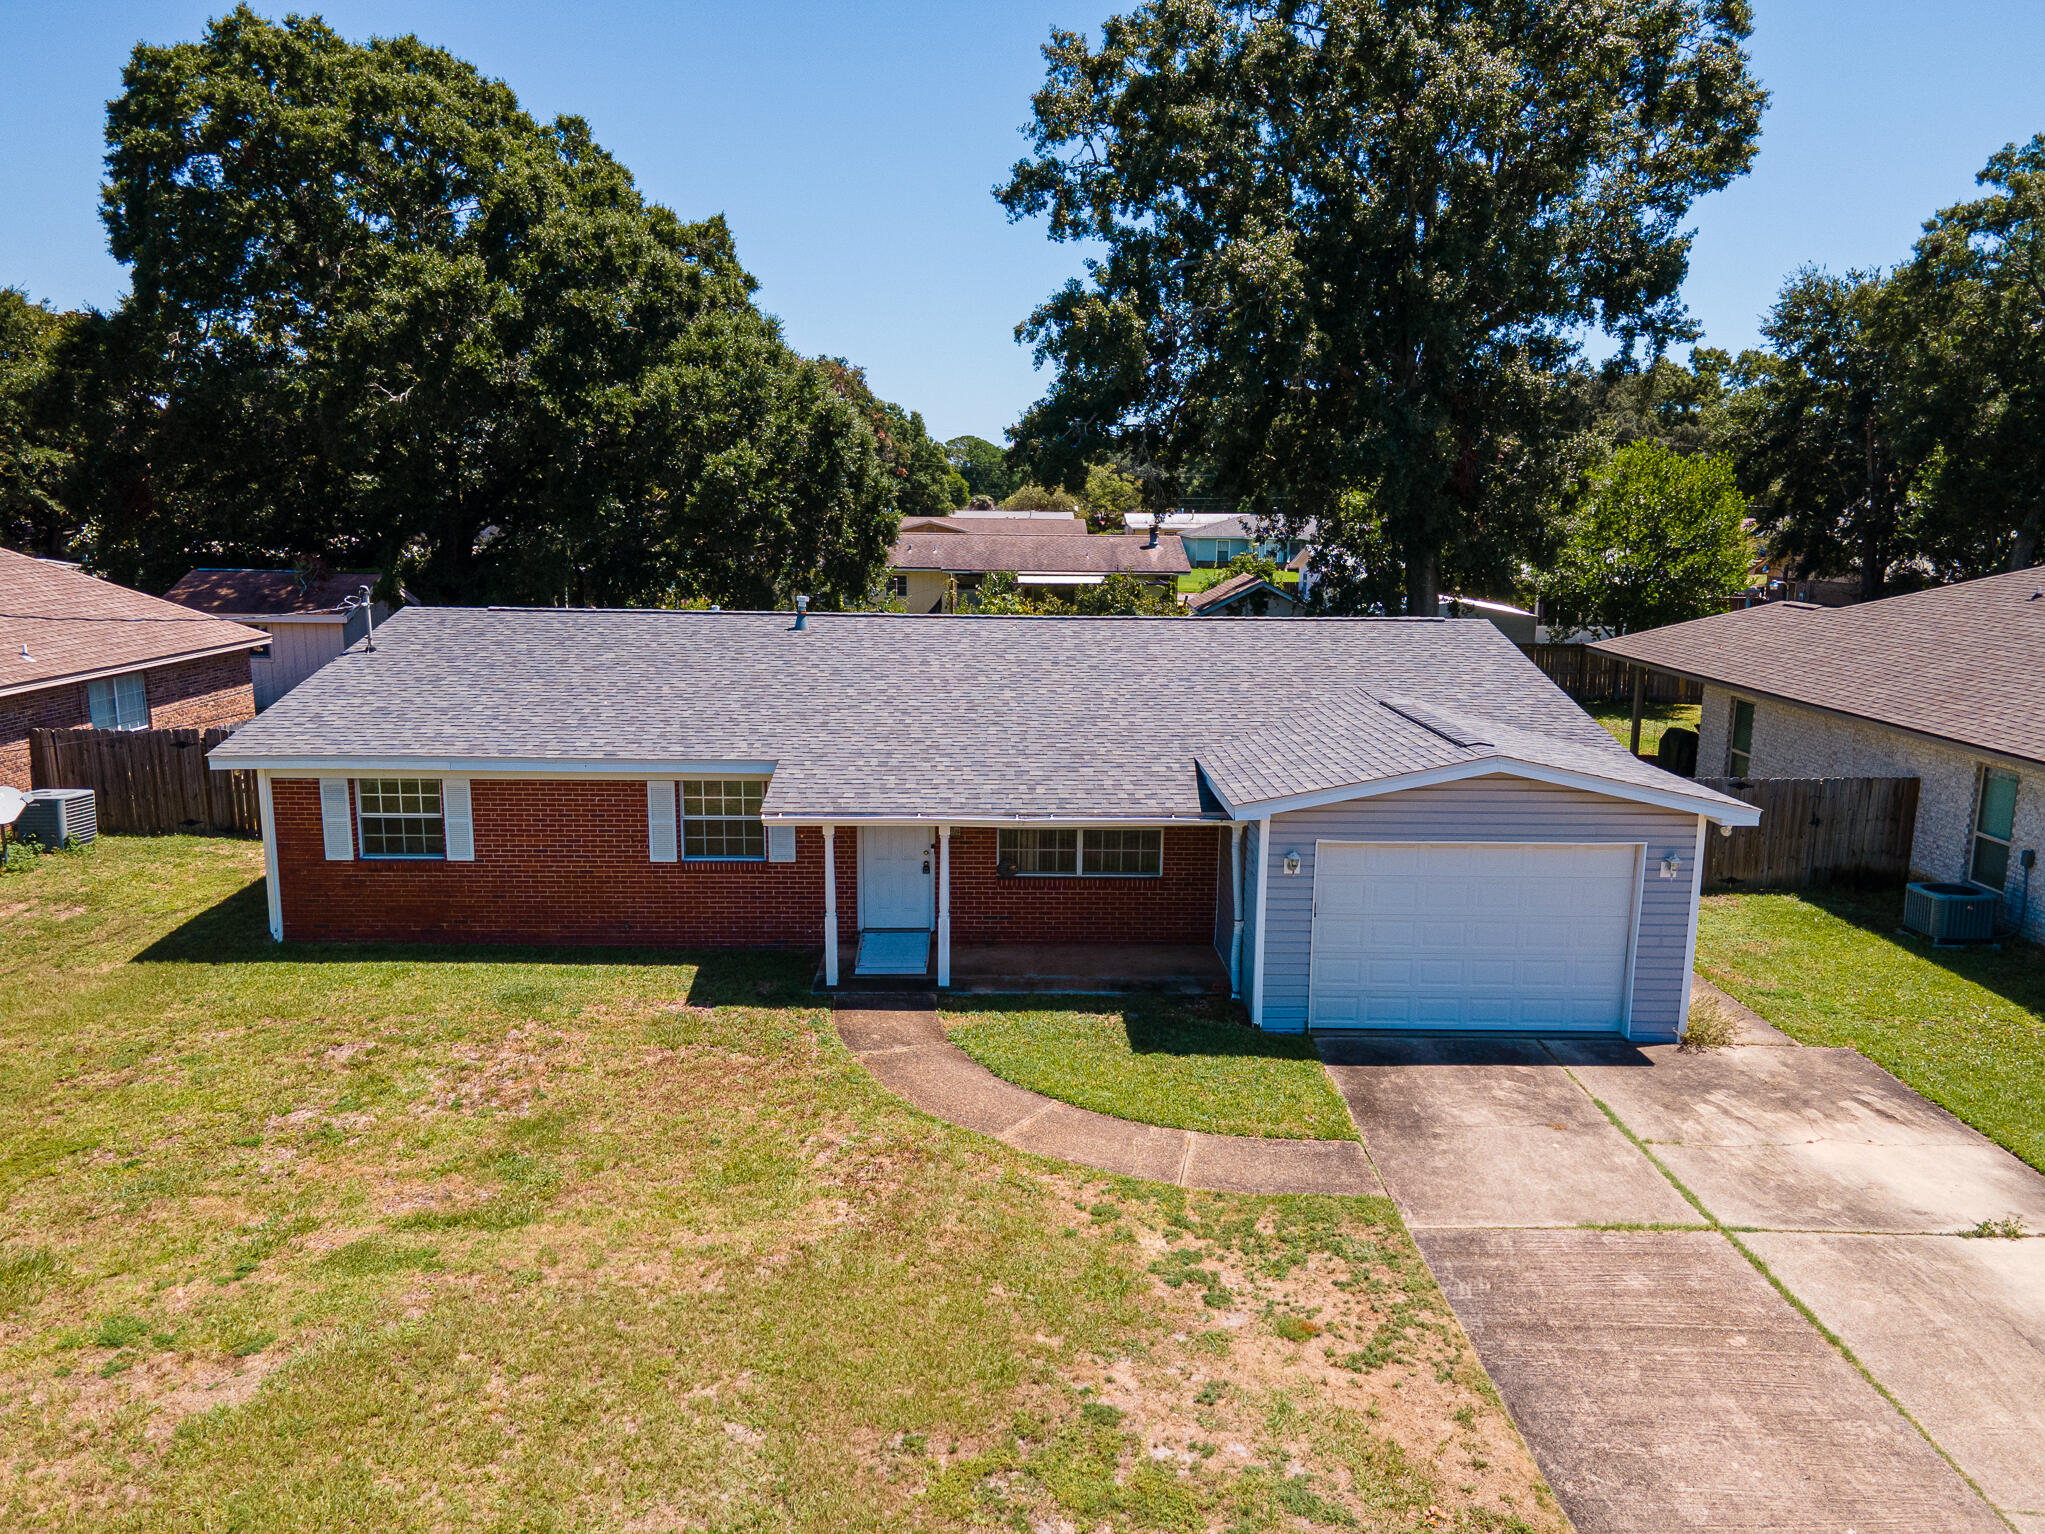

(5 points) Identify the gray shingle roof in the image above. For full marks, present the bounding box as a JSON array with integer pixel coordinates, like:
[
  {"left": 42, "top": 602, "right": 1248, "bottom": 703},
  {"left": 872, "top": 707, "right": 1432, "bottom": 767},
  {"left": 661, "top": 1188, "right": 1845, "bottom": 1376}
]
[
  {"left": 212, "top": 607, "right": 1751, "bottom": 822},
  {"left": 1591, "top": 564, "right": 2045, "bottom": 767},
  {"left": 888, "top": 532, "right": 1190, "bottom": 576}
]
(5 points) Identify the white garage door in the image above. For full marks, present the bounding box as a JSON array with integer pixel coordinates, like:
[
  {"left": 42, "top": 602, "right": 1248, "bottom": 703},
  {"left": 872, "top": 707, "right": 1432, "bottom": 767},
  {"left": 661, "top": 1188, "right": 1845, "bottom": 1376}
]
[{"left": 1308, "top": 842, "right": 1639, "bottom": 1031}]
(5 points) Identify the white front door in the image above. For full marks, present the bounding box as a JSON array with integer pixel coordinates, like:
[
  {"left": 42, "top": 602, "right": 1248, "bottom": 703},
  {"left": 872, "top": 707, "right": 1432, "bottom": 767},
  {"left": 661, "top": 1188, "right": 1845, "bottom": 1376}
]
[
  {"left": 1308, "top": 842, "right": 1639, "bottom": 1031},
  {"left": 858, "top": 826, "right": 934, "bottom": 930}
]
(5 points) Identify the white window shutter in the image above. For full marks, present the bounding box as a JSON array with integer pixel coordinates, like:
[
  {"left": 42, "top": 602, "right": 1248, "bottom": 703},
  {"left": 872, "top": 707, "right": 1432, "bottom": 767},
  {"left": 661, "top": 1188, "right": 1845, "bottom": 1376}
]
[
  {"left": 647, "top": 780, "right": 678, "bottom": 862},
  {"left": 318, "top": 778, "right": 354, "bottom": 861},
  {"left": 766, "top": 823, "right": 796, "bottom": 863},
  {"left": 442, "top": 778, "right": 474, "bottom": 862}
]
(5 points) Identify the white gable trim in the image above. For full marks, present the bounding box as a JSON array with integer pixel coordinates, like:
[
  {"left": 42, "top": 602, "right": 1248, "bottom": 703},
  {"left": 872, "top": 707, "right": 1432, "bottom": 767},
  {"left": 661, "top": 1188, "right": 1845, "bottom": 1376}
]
[{"left": 1206, "top": 757, "right": 1762, "bottom": 826}]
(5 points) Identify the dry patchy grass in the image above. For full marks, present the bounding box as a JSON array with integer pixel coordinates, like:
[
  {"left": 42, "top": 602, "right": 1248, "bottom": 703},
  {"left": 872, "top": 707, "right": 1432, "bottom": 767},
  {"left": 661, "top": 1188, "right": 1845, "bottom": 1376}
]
[{"left": 0, "top": 838, "right": 1560, "bottom": 1532}]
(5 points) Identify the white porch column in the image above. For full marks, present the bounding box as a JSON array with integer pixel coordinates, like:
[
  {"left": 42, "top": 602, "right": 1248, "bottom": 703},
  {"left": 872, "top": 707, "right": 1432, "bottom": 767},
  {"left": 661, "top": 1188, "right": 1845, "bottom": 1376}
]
[
  {"left": 822, "top": 825, "right": 839, "bottom": 986},
  {"left": 257, "top": 771, "right": 282, "bottom": 942},
  {"left": 1228, "top": 822, "right": 1245, "bottom": 998},
  {"left": 937, "top": 824, "right": 952, "bottom": 989},
  {"left": 1250, "top": 818, "right": 1271, "bottom": 1028}
]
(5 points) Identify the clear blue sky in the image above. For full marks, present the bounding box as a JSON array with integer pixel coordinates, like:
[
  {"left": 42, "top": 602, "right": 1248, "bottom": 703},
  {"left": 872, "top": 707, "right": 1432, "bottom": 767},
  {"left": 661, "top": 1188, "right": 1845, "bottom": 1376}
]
[{"left": 4, "top": 2, "right": 2044, "bottom": 442}]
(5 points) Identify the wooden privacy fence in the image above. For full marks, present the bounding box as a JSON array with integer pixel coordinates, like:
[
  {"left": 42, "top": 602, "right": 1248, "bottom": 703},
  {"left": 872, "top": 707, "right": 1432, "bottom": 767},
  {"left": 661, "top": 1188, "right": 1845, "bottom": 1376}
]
[
  {"left": 1517, "top": 643, "right": 1702, "bottom": 704},
  {"left": 28, "top": 727, "right": 260, "bottom": 836},
  {"left": 1698, "top": 776, "right": 1919, "bottom": 890}
]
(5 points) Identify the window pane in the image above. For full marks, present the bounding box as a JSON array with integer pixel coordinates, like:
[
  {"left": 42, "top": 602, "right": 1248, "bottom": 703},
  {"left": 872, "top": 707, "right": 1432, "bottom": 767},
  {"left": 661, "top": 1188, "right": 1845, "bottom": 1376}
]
[
  {"left": 114, "top": 673, "right": 148, "bottom": 728},
  {"left": 1083, "top": 828, "right": 1162, "bottom": 876},
  {"left": 998, "top": 828, "right": 1076, "bottom": 874},
  {"left": 87, "top": 678, "right": 117, "bottom": 729},
  {"left": 1978, "top": 769, "right": 2018, "bottom": 841},
  {"left": 679, "top": 779, "right": 766, "bottom": 859},
  {"left": 356, "top": 778, "right": 446, "bottom": 858},
  {"left": 1973, "top": 834, "right": 2012, "bottom": 891},
  {"left": 1730, "top": 700, "right": 1754, "bottom": 756}
]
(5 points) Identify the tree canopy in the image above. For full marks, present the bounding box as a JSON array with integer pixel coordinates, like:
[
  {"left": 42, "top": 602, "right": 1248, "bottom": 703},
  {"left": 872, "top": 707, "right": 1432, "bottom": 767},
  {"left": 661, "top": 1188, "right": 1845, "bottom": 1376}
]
[
  {"left": 34, "top": 6, "right": 939, "bottom": 609},
  {"left": 944, "top": 434, "right": 1024, "bottom": 503},
  {"left": 1538, "top": 441, "right": 1752, "bottom": 634},
  {"left": 999, "top": 0, "right": 1765, "bottom": 613},
  {"left": 0, "top": 289, "right": 72, "bottom": 557}
]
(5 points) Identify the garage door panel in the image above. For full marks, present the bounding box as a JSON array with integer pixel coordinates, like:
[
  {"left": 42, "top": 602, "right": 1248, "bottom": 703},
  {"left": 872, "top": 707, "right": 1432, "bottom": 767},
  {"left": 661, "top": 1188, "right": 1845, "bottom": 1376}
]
[{"left": 1310, "top": 842, "right": 1637, "bottom": 1034}]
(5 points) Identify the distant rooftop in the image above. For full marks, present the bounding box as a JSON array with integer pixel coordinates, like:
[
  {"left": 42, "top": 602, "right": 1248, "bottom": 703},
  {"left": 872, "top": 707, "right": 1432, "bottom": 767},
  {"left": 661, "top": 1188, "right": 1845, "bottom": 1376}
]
[{"left": 163, "top": 567, "right": 381, "bottom": 617}]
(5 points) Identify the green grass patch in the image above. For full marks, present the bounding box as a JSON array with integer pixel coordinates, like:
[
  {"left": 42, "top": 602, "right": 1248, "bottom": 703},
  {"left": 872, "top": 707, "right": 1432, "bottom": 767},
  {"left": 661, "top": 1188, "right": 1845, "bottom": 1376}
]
[
  {"left": 944, "top": 997, "right": 1359, "bottom": 1140},
  {"left": 1176, "top": 567, "right": 1300, "bottom": 593},
  {"left": 1697, "top": 886, "right": 2045, "bottom": 1170},
  {"left": 1580, "top": 699, "right": 1700, "bottom": 756}
]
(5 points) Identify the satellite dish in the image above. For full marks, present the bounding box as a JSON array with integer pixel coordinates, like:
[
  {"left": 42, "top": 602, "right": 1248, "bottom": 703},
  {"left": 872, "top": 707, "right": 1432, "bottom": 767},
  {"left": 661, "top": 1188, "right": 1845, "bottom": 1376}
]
[{"left": 0, "top": 786, "right": 24, "bottom": 829}]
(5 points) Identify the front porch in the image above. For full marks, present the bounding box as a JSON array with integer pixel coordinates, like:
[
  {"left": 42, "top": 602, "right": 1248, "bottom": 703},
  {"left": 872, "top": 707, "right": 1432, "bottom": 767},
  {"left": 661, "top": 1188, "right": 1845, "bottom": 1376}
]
[{"left": 824, "top": 939, "right": 1230, "bottom": 996}]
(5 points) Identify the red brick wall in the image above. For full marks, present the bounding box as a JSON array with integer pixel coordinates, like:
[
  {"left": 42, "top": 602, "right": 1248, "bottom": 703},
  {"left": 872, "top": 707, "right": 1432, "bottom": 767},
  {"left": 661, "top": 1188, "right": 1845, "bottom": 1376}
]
[
  {"left": 947, "top": 825, "right": 1220, "bottom": 945},
  {"left": 147, "top": 651, "right": 256, "bottom": 732},
  {"left": 0, "top": 651, "right": 255, "bottom": 790},
  {"left": 269, "top": 781, "right": 1221, "bottom": 950},
  {"left": 274, "top": 778, "right": 849, "bottom": 947}
]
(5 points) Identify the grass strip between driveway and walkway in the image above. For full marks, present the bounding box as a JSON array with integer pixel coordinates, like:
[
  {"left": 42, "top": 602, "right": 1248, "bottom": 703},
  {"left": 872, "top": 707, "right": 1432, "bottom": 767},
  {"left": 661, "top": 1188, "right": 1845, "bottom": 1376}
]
[
  {"left": 943, "top": 997, "right": 1361, "bottom": 1141},
  {"left": 1696, "top": 885, "right": 2045, "bottom": 1173},
  {"left": 0, "top": 835, "right": 1550, "bottom": 1533}
]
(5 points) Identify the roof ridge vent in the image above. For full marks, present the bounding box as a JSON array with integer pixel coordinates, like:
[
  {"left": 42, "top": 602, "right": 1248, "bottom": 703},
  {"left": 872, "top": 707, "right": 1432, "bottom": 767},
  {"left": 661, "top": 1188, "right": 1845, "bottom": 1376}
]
[{"left": 1375, "top": 693, "right": 1495, "bottom": 750}]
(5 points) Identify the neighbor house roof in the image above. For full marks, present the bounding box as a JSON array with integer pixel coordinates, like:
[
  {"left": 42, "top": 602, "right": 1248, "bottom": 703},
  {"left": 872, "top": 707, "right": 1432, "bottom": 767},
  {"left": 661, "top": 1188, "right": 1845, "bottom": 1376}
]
[
  {"left": 0, "top": 547, "right": 270, "bottom": 700},
  {"left": 897, "top": 515, "right": 1090, "bottom": 536},
  {"left": 162, "top": 567, "right": 381, "bottom": 617},
  {"left": 1591, "top": 564, "right": 2045, "bottom": 768},
  {"left": 1184, "top": 571, "right": 1294, "bottom": 615},
  {"left": 888, "top": 532, "right": 1190, "bottom": 577},
  {"left": 212, "top": 607, "right": 1754, "bottom": 825}
]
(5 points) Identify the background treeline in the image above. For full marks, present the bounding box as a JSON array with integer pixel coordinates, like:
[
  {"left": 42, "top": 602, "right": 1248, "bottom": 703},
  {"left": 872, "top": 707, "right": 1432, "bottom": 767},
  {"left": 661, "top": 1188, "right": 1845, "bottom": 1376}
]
[
  {"left": 6, "top": 3, "right": 2044, "bottom": 629},
  {"left": 0, "top": 8, "right": 964, "bottom": 610}
]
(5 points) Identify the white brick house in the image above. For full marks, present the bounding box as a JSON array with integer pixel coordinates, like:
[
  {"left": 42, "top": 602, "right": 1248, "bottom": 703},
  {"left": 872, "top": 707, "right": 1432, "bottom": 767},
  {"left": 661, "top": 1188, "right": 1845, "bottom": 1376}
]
[{"left": 1595, "top": 566, "right": 2045, "bottom": 944}]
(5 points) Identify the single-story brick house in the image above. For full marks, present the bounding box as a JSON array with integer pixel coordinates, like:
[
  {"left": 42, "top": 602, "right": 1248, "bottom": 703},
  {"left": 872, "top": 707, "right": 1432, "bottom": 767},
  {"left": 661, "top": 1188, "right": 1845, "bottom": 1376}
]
[
  {"left": 887, "top": 527, "right": 1188, "bottom": 613},
  {"left": 0, "top": 547, "right": 268, "bottom": 790},
  {"left": 162, "top": 566, "right": 384, "bottom": 709},
  {"left": 210, "top": 607, "right": 1755, "bottom": 1040},
  {"left": 1592, "top": 564, "right": 2045, "bottom": 942}
]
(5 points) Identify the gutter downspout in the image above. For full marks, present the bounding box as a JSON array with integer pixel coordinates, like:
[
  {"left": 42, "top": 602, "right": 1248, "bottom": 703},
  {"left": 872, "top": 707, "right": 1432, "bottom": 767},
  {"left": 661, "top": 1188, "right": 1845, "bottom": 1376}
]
[
  {"left": 1228, "top": 823, "right": 1245, "bottom": 998},
  {"left": 258, "top": 770, "right": 282, "bottom": 942},
  {"left": 937, "top": 825, "right": 952, "bottom": 989},
  {"left": 1251, "top": 818, "right": 1270, "bottom": 1028},
  {"left": 822, "top": 826, "right": 839, "bottom": 986}
]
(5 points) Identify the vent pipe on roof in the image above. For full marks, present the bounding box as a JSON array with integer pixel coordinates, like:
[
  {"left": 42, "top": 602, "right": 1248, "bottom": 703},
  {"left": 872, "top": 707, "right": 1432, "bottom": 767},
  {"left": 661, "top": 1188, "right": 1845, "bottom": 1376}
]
[{"left": 794, "top": 594, "right": 809, "bottom": 631}]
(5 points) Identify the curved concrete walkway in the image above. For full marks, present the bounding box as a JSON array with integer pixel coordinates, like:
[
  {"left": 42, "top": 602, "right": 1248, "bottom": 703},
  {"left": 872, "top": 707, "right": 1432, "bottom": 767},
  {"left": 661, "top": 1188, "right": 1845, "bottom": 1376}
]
[{"left": 836, "top": 995, "right": 1381, "bottom": 1196}]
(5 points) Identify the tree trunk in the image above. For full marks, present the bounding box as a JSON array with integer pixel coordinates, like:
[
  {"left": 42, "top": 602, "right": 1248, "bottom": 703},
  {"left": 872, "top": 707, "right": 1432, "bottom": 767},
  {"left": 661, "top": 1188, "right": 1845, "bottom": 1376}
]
[
  {"left": 1403, "top": 536, "right": 1440, "bottom": 617},
  {"left": 2011, "top": 511, "right": 2040, "bottom": 572}
]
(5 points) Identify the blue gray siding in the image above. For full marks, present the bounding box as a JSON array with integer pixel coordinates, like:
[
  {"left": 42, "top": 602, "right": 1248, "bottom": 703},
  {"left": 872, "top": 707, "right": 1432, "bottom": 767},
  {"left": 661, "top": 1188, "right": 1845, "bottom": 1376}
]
[{"left": 1251, "top": 774, "right": 1702, "bottom": 1040}]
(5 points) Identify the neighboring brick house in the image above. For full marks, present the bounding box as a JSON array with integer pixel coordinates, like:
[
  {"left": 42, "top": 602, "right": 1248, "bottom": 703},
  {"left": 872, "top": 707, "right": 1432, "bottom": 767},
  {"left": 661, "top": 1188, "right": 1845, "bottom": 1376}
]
[
  {"left": 210, "top": 607, "right": 1754, "bottom": 1040},
  {"left": 1593, "top": 565, "right": 2045, "bottom": 943},
  {"left": 0, "top": 548, "right": 268, "bottom": 791}
]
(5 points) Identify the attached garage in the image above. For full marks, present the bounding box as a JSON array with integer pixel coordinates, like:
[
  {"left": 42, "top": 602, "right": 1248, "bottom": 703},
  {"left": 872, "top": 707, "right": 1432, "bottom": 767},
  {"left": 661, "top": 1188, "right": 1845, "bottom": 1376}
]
[{"left": 1306, "top": 841, "right": 1640, "bottom": 1031}]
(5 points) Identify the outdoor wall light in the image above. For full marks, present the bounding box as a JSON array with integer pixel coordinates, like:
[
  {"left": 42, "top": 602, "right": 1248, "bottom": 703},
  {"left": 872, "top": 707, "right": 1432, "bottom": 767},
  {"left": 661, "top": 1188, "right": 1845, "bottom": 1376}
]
[{"left": 1283, "top": 850, "right": 1302, "bottom": 876}]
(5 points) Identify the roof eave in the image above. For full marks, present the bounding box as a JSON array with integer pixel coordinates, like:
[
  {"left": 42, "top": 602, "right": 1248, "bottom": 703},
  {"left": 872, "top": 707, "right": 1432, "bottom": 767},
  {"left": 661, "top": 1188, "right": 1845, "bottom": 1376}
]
[
  {"left": 1211, "top": 756, "right": 1762, "bottom": 825},
  {"left": 0, "top": 635, "right": 270, "bottom": 701}
]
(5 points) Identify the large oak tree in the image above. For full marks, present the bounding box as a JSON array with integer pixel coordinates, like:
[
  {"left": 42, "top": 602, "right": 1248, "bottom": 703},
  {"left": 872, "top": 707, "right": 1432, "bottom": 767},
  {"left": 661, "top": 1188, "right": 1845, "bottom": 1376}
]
[
  {"left": 57, "top": 6, "right": 938, "bottom": 608},
  {"left": 998, "top": 0, "right": 1765, "bottom": 612}
]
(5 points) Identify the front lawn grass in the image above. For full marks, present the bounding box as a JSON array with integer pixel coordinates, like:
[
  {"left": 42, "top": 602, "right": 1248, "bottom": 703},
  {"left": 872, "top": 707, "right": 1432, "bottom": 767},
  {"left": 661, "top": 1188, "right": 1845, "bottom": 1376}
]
[
  {"left": 944, "top": 996, "right": 1360, "bottom": 1140},
  {"left": 1580, "top": 699, "right": 1700, "bottom": 756},
  {"left": 1696, "top": 885, "right": 2045, "bottom": 1171},
  {"left": 0, "top": 836, "right": 1554, "bottom": 1532}
]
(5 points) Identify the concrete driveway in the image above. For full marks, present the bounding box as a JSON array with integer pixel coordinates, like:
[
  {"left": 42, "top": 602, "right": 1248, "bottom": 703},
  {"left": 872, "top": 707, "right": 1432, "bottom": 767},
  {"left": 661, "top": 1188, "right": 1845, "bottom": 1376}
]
[{"left": 1319, "top": 1017, "right": 2045, "bottom": 1533}]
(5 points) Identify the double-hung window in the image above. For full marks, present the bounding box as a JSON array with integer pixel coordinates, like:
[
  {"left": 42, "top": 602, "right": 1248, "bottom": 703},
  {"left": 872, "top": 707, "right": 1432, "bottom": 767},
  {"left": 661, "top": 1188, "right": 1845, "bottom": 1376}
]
[
  {"left": 357, "top": 779, "right": 446, "bottom": 858},
  {"left": 998, "top": 827, "right": 1162, "bottom": 877},
  {"left": 1727, "top": 698, "right": 1755, "bottom": 777},
  {"left": 1971, "top": 767, "right": 2019, "bottom": 892},
  {"left": 682, "top": 779, "right": 765, "bottom": 860},
  {"left": 87, "top": 673, "right": 149, "bottom": 731}
]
